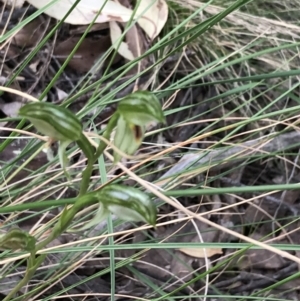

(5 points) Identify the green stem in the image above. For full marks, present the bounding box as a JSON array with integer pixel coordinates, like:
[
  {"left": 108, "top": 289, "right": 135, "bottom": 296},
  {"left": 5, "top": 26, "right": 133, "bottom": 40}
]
[
  {"left": 3, "top": 265, "right": 31, "bottom": 301},
  {"left": 35, "top": 222, "right": 64, "bottom": 252},
  {"left": 3, "top": 194, "right": 100, "bottom": 301},
  {"left": 78, "top": 113, "right": 119, "bottom": 196},
  {"left": 35, "top": 210, "right": 74, "bottom": 251},
  {"left": 36, "top": 194, "right": 98, "bottom": 250},
  {"left": 95, "top": 113, "right": 119, "bottom": 159},
  {"left": 3, "top": 253, "right": 46, "bottom": 301},
  {"left": 78, "top": 158, "right": 94, "bottom": 197}
]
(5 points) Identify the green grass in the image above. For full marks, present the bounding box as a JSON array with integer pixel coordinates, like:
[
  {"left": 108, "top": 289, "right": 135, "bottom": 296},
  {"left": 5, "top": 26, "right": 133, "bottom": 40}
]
[{"left": 1, "top": 0, "right": 300, "bottom": 300}]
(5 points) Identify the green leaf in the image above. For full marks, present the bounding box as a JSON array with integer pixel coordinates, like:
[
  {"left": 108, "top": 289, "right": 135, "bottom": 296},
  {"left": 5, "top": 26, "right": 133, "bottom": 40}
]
[
  {"left": 19, "top": 102, "right": 82, "bottom": 142},
  {"left": 113, "top": 116, "right": 145, "bottom": 163},
  {"left": 117, "top": 91, "right": 166, "bottom": 127},
  {"left": 0, "top": 228, "right": 36, "bottom": 251}
]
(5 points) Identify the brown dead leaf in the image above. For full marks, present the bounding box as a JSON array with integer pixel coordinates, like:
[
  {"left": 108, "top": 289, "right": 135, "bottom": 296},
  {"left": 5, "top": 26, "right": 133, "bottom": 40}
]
[
  {"left": 179, "top": 247, "right": 223, "bottom": 258},
  {"left": 237, "top": 233, "right": 286, "bottom": 270},
  {"left": 244, "top": 204, "right": 267, "bottom": 224},
  {"left": 0, "top": 43, "right": 20, "bottom": 61},
  {"left": 12, "top": 17, "right": 46, "bottom": 48},
  {"left": 125, "top": 23, "right": 149, "bottom": 79},
  {"left": 134, "top": 248, "right": 173, "bottom": 279},
  {"left": 237, "top": 250, "right": 285, "bottom": 270},
  {"left": 110, "top": 19, "right": 149, "bottom": 86},
  {"left": 109, "top": 0, "right": 147, "bottom": 63},
  {"left": 170, "top": 251, "right": 194, "bottom": 282},
  {"left": 176, "top": 221, "right": 223, "bottom": 258},
  {"left": 125, "top": 23, "right": 145, "bottom": 59},
  {"left": 54, "top": 35, "right": 120, "bottom": 73},
  {"left": 0, "top": 66, "right": 23, "bottom": 115},
  {"left": 61, "top": 274, "right": 110, "bottom": 294},
  {"left": 0, "top": 275, "right": 25, "bottom": 296}
]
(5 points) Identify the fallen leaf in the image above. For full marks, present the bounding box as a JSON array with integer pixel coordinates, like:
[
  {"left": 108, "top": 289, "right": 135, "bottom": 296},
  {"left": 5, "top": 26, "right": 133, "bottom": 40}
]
[
  {"left": 171, "top": 251, "right": 194, "bottom": 282},
  {"left": 25, "top": 0, "right": 135, "bottom": 25},
  {"left": 0, "top": 138, "right": 48, "bottom": 185},
  {"left": 0, "top": 66, "right": 23, "bottom": 110},
  {"left": 25, "top": 0, "right": 168, "bottom": 40},
  {"left": 123, "top": 21, "right": 149, "bottom": 85},
  {"left": 55, "top": 87, "right": 68, "bottom": 102},
  {"left": 136, "top": 0, "right": 168, "bottom": 39},
  {"left": 54, "top": 35, "right": 119, "bottom": 73},
  {"left": 70, "top": 23, "right": 109, "bottom": 35},
  {"left": 1, "top": 0, "right": 24, "bottom": 7},
  {"left": 110, "top": 21, "right": 135, "bottom": 61},
  {"left": 237, "top": 233, "right": 286, "bottom": 270},
  {"left": 237, "top": 250, "right": 285, "bottom": 270},
  {"left": 126, "top": 23, "right": 145, "bottom": 59},
  {"left": 11, "top": 17, "right": 45, "bottom": 48},
  {"left": 0, "top": 101, "right": 22, "bottom": 118},
  {"left": 179, "top": 247, "right": 223, "bottom": 258}
]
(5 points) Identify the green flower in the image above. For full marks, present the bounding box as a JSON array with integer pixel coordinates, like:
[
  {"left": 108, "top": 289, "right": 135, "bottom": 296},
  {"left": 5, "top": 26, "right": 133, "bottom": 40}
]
[
  {"left": 19, "top": 102, "right": 82, "bottom": 142},
  {"left": 0, "top": 228, "right": 36, "bottom": 251},
  {"left": 19, "top": 102, "right": 95, "bottom": 177},
  {"left": 113, "top": 115, "right": 145, "bottom": 163},
  {"left": 100, "top": 184, "right": 157, "bottom": 226},
  {"left": 113, "top": 91, "right": 165, "bottom": 163},
  {"left": 69, "top": 184, "right": 157, "bottom": 231},
  {"left": 117, "top": 91, "right": 166, "bottom": 126}
]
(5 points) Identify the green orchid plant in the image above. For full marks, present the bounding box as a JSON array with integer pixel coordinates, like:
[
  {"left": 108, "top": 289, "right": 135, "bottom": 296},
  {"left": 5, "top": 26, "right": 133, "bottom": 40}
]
[{"left": 1, "top": 90, "right": 165, "bottom": 301}]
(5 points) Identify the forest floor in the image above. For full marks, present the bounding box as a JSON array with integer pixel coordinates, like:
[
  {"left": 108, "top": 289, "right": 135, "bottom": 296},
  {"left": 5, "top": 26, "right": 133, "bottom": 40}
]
[{"left": 1, "top": 1, "right": 300, "bottom": 300}]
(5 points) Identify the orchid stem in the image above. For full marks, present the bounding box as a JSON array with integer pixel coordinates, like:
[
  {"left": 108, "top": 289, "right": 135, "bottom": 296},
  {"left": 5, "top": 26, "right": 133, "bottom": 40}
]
[
  {"left": 3, "top": 252, "right": 46, "bottom": 301},
  {"left": 78, "top": 113, "right": 119, "bottom": 196},
  {"left": 3, "top": 194, "right": 100, "bottom": 300}
]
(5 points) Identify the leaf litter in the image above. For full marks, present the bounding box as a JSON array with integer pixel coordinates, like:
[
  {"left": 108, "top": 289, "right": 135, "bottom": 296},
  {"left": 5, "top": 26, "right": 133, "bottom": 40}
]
[{"left": 1, "top": 0, "right": 300, "bottom": 300}]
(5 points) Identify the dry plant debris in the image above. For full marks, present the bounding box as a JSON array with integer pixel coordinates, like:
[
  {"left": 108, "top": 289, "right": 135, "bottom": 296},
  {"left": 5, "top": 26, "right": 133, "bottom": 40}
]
[{"left": 1, "top": 0, "right": 300, "bottom": 300}]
